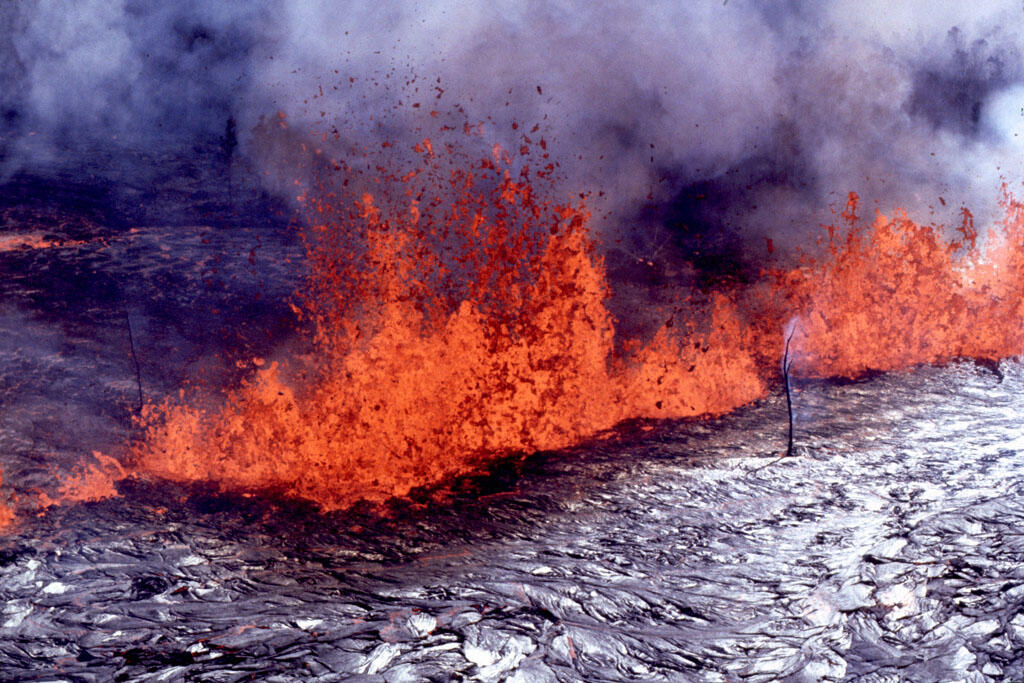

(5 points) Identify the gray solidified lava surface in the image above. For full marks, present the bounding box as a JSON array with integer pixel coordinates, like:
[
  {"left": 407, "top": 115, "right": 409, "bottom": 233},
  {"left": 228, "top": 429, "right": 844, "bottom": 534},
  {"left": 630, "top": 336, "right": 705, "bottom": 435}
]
[{"left": 1, "top": 213, "right": 1024, "bottom": 681}]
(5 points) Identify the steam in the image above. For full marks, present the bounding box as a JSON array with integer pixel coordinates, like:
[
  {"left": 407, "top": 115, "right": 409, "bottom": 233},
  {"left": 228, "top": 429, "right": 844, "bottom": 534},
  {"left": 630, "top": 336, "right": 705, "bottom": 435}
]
[
  {"left": 0, "top": 1, "right": 270, "bottom": 179},
  {"left": 4, "top": 0, "right": 1024, "bottom": 266}
]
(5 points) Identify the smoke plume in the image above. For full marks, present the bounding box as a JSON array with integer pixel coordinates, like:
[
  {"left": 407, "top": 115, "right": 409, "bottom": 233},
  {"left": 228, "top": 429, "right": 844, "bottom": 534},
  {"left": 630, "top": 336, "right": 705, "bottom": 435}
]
[{"left": 3, "top": 1, "right": 1024, "bottom": 270}]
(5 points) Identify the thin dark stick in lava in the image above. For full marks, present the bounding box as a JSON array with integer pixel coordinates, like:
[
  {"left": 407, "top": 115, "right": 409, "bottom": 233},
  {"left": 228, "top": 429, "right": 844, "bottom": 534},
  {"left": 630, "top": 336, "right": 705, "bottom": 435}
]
[
  {"left": 748, "top": 324, "right": 799, "bottom": 475},
  {"left": 783, "top": 325, "right": 796, "bottom": 457},
  {"left": 124, "top": 307, "right": 143, "bottom": 414}
]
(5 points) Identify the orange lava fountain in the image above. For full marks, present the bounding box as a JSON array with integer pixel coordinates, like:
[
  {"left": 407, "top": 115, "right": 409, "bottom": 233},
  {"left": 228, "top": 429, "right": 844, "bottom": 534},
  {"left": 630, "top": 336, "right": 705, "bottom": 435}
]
[
  {"left": 131, "top": 138, "right": 767, "bottom": 510},
  {"left": 36, "top": 453, "right": 126, "bottom": 510},
  {"left": 22, "top": 123, "right": 1021, "bottom": 517},
  {"left": 778, "top": 190, "right": 1024, "bottom": 377},
  {"left": 0, "top": 469, "right": 14, "bottom": 530}
]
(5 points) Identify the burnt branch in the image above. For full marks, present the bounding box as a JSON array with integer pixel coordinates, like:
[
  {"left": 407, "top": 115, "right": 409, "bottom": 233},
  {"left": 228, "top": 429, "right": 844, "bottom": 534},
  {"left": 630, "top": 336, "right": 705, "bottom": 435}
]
[
  {"left": 783, "top": 325, "right": 796, "bottom": 457},
  {"left": 748, "top": 323, "right": 799, "bottom": 475},
  {"left": 124, "top": 307, "right": 143, "bottom": 415}
]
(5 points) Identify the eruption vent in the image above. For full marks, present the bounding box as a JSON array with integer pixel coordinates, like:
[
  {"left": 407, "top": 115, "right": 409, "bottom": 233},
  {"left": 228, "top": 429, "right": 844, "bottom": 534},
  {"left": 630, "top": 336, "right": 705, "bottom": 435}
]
[{"left": 5, "top": 2, "right": 1024, "bottom": 521}]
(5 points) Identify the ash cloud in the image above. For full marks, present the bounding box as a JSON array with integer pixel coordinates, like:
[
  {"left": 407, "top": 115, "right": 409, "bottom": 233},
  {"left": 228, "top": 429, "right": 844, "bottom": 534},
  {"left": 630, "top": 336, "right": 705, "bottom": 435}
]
[{"left": 4, "top": 0, "right": 1024, "bottom": 269}]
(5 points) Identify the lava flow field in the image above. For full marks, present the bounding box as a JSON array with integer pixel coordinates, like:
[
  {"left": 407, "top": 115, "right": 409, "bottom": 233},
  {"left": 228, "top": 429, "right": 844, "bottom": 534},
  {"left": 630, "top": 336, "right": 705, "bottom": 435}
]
[{"left": 4, "top": 2, "right": 1024, "bottom": 682}]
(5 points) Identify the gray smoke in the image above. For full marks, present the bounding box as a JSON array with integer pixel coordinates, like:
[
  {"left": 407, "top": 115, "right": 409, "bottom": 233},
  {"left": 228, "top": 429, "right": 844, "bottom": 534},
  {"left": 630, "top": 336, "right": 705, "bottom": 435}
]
[
  {"left": 4, "top": 0, "right": 1024, "bottom": 267},
  {"left": 0, "top": 1, "right": 271, "bottom": 185}
]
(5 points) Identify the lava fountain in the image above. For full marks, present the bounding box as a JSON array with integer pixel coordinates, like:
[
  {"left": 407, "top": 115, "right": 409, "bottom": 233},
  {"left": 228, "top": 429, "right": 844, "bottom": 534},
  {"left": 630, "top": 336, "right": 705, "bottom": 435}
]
[
  {"left": 115, "top": 116, "right": 1024, "bottom": 515},
  {"left": 128, "top": 130, "right": 767, "bottom": 512}
]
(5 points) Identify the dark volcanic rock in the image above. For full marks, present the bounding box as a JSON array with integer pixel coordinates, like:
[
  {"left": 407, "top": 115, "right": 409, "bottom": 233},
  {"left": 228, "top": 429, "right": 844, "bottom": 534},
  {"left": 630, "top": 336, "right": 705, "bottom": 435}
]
[{"left": 1, "top": 361, "right": 1023, "bottom": 681}]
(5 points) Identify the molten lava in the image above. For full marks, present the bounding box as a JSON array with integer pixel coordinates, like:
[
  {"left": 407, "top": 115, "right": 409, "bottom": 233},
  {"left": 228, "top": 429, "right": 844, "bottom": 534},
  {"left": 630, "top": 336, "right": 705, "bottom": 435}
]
[
  {"left": 0, "top": 469, "right": 13, "bottom": 530},
  {"left": 0, "top": 232, "right": 89, "bottom": 252},
  {"left": 36, "top": 453, "right": 126, "bottom": 510},
  {"left": 779, "top": 191, "right": 1024, "bottom": 377},
  {"left": 131, "top": 143, "right": 768, "bottom": 510},
  {"left": 124, "top": 125, "right": 1024, "bottom": 512},
  {"left": 6, "top": 118, "right": 1023, "bottom": 522}
]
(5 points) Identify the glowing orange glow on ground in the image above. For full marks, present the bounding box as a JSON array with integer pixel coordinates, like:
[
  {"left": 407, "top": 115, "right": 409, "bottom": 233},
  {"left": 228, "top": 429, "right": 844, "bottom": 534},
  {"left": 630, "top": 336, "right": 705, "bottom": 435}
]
[
  {"left": 0, "top": 233, "right": 90, "bottom": 252},
  {"left": 36, "top": 453, "right": 125, "bottom": 509}
]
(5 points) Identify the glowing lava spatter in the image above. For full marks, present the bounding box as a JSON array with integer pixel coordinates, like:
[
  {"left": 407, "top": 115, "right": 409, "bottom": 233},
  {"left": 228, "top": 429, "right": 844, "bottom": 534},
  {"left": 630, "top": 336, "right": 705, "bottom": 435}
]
[
  {"left": 776, "top": 191, "right": 1024, "bottom": 378},
  {"left": 0, "top": 469, "right": 14, "bottom": 530},
  {"left": 36, "top": 452, "right": 126, "bottom": 510},
  {"left": 125, "top": 121, "right": 1024, "bottom": 511},
  {"left": 131, "top": 137, "right": 768, "bottom": 510}
]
